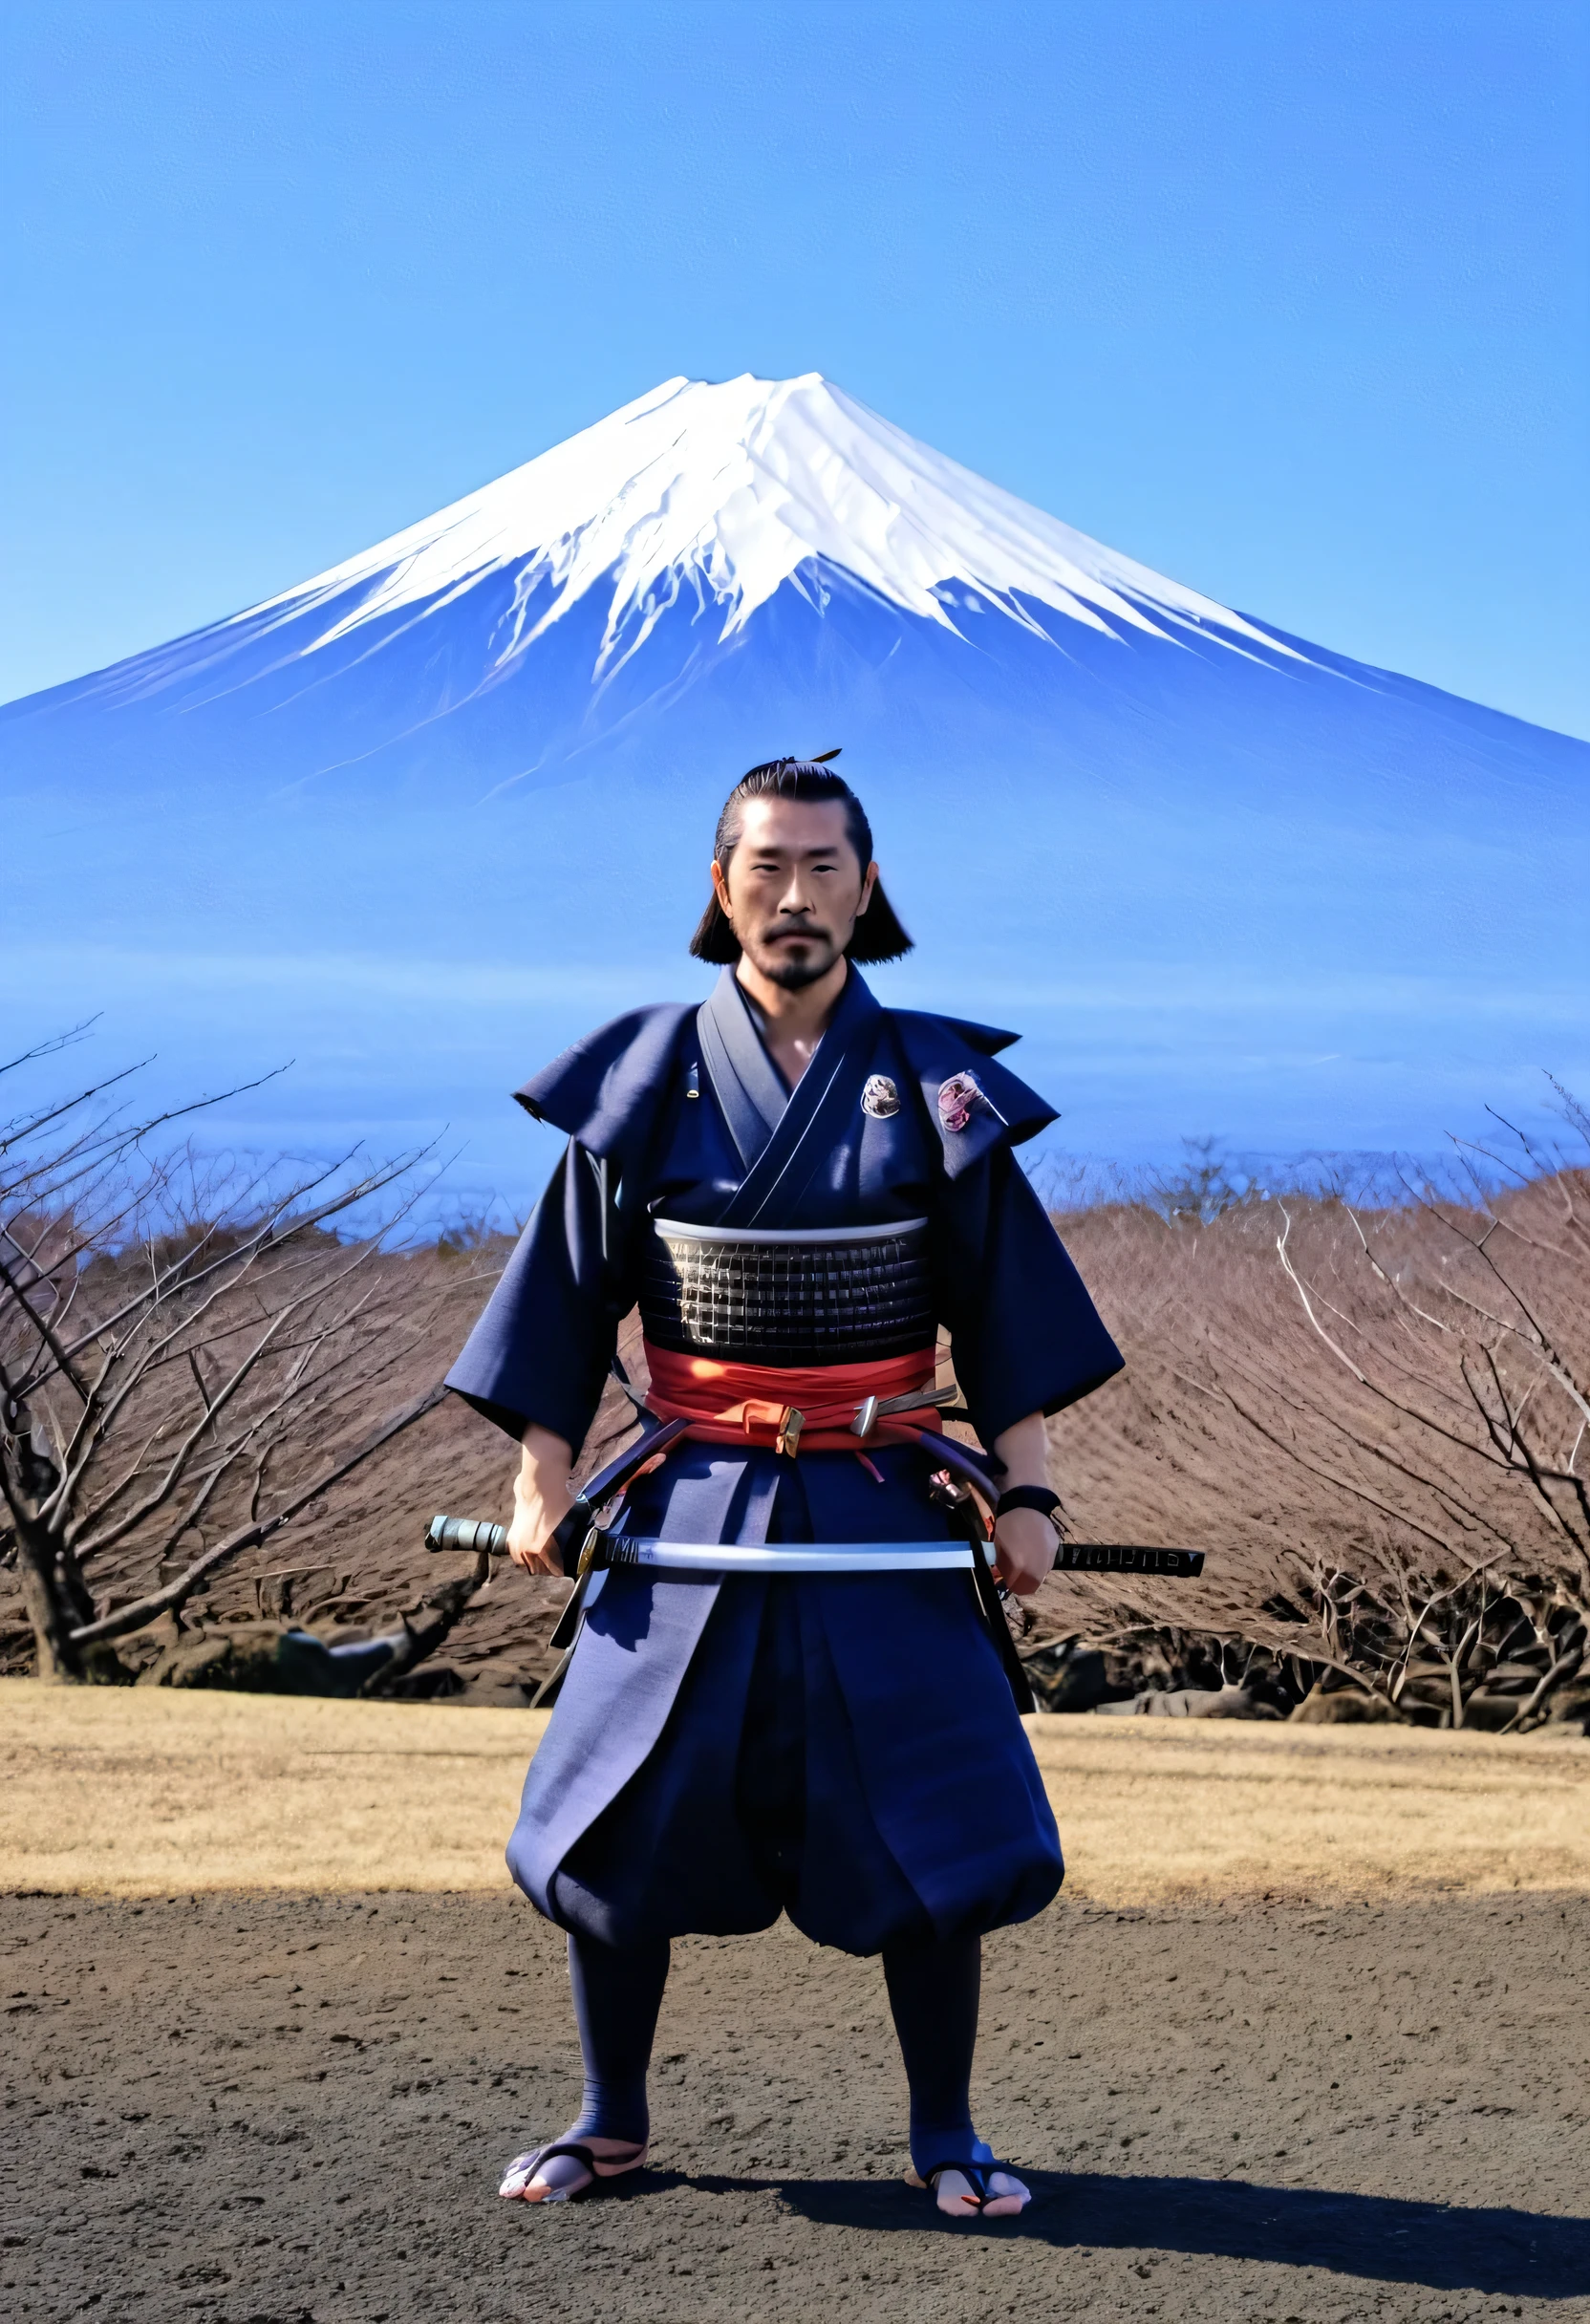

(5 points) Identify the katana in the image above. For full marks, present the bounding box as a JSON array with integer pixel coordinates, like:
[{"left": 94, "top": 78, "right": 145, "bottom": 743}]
[{"left": 428, "top": 1510, "right": 1207, "bottom": 1583}]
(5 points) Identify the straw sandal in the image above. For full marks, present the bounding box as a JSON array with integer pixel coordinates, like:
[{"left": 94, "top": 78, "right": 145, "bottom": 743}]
[
  {"left": 905, "top": 2158, "right": 1031, "bottom": 2220},
  {"left": 498, "top": 2138, "right": 649, "bottom": 2204}
]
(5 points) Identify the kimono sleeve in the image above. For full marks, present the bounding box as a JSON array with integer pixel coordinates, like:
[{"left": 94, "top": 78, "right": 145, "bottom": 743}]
[
  {"left": 445, "top": 1139, "right": 628, "bottom": 1454},
  {"left": 939, "top": 1145, "right": 1124, "bottom": 1446}
]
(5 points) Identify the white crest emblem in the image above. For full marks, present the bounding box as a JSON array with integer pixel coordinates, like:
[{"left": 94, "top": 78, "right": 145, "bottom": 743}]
[{"left": 861, "top": 1073, "right": 901, "bottom": 1120}]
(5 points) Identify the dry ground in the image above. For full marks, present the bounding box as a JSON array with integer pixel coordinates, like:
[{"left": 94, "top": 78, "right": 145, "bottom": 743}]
[{"left": 4, "top": 1686, "right": 1589, "bottom": 2324}]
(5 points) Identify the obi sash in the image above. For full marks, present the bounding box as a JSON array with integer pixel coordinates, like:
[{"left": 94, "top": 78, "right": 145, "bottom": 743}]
[{"left": 639, "top": 1342, "right": 950, "bottom": 1458}]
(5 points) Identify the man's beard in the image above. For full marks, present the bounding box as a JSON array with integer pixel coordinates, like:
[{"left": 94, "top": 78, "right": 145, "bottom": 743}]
[
  {"left": 746, "top": 925, "right": 843, "bottom": 990},
  {"left": 763, "top": 950, "right": 834, "bottom": 991}
]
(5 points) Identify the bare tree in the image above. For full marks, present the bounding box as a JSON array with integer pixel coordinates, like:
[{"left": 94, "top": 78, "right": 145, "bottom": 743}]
[
  {"left": 1219, "top": 1101, "right": 1590, "bottom": 1726},
  {"left": 0, "top": 1035, "right": 455, "bottom": 1682}
]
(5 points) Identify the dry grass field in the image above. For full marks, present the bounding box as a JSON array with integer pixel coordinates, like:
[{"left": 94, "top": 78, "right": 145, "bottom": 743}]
[{"left": 5, "top": 1680, "right": 1590, "bottom": 1903}]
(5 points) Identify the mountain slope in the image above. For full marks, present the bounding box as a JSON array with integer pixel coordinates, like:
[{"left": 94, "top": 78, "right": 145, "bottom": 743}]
[
  {"left": 3, "top": 373, "right": 1584, "bottom": 1186},
  {"left": 105, "top": 372, "right": 1304, "bottom": 680}
]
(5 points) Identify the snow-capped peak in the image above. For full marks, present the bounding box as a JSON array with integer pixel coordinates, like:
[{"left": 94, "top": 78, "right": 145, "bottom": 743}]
[{"left": 241, "top": 372, "right": 1301, "bottom": 677}]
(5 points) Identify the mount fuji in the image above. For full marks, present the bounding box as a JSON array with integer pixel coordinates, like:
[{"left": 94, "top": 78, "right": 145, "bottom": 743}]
[{"left": 3, "top": 372, "right": 1584, "bottom": 1191}]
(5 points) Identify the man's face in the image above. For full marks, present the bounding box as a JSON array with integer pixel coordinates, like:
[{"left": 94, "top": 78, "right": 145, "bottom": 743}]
[{"left": 712, "top": 796, "right": 877, "bottom": 992}]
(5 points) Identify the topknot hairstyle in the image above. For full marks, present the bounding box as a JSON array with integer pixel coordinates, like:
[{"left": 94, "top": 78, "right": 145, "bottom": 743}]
[{"left": 688, "top": 751, "right": 914, "bottom": 965}]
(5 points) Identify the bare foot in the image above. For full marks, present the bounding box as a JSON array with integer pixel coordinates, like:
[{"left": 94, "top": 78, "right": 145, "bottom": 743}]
[{"left": 499, "top": 2132, "right": 648, "bottom": 2203}]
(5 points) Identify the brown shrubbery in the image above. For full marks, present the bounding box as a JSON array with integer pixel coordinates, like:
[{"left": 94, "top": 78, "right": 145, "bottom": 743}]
[
  {"left": 4, "top": 1038, "right": 1586, "bottom": 1724},
  {"left": 1042, "top": 1104, "right": 1590, "bottom": 1727}
]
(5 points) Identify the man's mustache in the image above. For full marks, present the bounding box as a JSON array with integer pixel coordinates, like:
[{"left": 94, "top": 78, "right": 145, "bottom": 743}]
[{"left": 760, "top": 917, "right": 834, "bottom": 944}]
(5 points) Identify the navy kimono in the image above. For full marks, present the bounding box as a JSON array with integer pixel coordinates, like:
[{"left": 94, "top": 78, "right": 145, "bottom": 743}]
[{"left": 447, "top": 966, "right": 1123, "bottom": 1957}]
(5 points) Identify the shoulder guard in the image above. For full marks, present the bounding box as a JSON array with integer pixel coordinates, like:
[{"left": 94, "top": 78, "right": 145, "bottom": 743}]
[
  {"left": 513, "top": 1002, "right": 696, "bottom": 1162},
  {"left": 887, "top": 1009, "right": 1059, "bottom": 1178},
  {"left": 905, "top": 1012, "right": 1020, "bottom": 1058}
]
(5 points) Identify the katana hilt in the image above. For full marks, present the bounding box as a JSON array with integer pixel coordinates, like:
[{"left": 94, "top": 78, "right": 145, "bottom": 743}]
[
  {"left": 425, "top": 1502, "right": 597, "bottom": 1574},
  {"left": 1053, "top": 1544, "right": 1205, "bottom": 1579},
  {"left": 426, "top": 1514, "right": 507, "bottom": 1558}
]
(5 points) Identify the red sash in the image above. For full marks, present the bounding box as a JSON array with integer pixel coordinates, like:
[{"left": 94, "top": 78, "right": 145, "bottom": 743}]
[{"left": 641, "top": 1342, "right": 944, "bottom": 1456}]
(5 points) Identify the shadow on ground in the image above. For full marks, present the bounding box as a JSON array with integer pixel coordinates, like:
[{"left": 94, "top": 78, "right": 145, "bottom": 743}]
[{"left": 650, "top": 2170, "right": 1590, "bottom": 2297}]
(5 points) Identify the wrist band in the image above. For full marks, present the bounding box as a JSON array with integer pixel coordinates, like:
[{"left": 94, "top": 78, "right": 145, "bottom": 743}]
[{"left": 995, "top": 1485, "right": 1063, "bottom": 1526}]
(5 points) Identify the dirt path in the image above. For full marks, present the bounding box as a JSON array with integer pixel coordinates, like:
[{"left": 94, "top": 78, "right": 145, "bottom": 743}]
[{"left": 4, "top": 1888, "right": 1589, "bottom": 2324}]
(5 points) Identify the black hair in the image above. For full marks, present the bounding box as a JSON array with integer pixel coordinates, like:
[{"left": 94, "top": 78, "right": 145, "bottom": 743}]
[{"left": 688, "top": 753, "right": 914, "bottom": 964}]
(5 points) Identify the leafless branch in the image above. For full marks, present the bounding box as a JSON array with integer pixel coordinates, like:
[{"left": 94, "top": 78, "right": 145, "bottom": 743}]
[{"left": 69, "top": 1381, "right": 449, "bottom": 1645}]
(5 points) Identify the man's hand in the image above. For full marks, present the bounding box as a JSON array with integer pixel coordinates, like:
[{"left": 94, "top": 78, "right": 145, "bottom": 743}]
[
  {"left": 507, "top": 1423, "right": 576, "bottom": 1573},
  {"left": 989, "top": 1411, "right": 1060, "bottom": 1597},
  {"left": 992, "top": 1504, "right": 1058, "bottom": 1596}
]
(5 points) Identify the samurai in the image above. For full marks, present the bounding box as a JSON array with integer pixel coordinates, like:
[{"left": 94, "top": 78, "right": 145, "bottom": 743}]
[{"left": 446, "top": 755, "right": 1124, "bottom": 2222}]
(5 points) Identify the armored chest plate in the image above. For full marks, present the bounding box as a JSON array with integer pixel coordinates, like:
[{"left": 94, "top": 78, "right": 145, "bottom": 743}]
[{"left": 640, "top": 1216, "right": 935, "bottom": 1366}]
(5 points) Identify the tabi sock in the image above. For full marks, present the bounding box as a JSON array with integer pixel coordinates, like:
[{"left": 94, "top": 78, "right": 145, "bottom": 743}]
[
  {"left": 565, "top": 1928, "right": 671, "bottom": 2147},
  {"left": 882, "top": 1929, "right": 991, "bottom": 2176}
]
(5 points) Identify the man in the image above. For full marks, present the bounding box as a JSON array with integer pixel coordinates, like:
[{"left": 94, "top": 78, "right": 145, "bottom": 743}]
[{"left": 447, "top": 755, "right": 1123, "bottom": 2222}]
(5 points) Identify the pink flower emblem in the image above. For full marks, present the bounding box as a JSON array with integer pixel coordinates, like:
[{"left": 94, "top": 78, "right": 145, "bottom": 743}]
[{"left": 936, "top": 1071, "right": 981, "bottom": 1133}]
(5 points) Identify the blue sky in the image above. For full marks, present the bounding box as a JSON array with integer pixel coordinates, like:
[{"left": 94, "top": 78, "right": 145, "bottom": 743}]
[{"left": 3, "top": 0, "right": 1586, "bottom": 737}]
